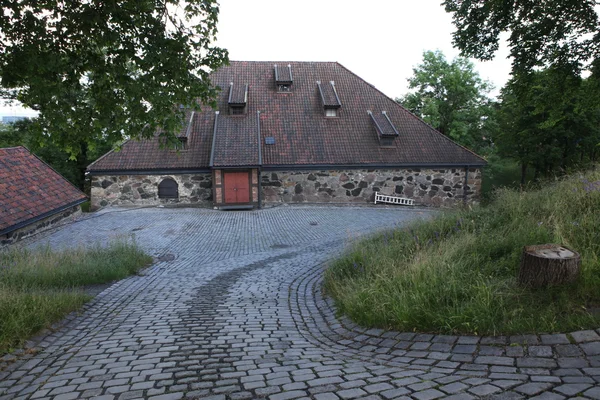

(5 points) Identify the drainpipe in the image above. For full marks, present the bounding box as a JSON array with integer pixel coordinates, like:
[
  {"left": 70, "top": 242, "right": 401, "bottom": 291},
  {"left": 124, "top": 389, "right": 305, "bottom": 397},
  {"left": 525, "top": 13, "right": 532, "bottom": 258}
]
[
  {"left": 463, "top": 166, "right": 469, "bottom": 205},
  {"left": 257, "top": 110, "right": 263, "bottom": 209}
]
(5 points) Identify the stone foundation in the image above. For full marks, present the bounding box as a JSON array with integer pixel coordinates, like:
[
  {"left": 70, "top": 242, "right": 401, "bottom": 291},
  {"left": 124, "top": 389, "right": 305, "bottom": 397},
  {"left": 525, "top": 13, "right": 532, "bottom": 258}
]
[
  {"left": 1, "top": 205, "right": 82, "bottom": 248},
  {"left": 91, "top": 174, "right": 212, "bottom": 209},
  {"left": 261, "top": 168, "right": 481, "bottom": 207}
]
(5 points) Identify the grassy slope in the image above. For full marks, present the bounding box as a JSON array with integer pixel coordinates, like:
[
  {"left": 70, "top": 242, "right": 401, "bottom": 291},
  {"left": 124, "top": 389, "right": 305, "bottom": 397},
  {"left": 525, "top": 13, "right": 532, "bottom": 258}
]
[
  {"left": 324, "top": 169, "right": 600, "bottom": 335},
  {"left": 0, "top": 242, "right": 152, "bottom": 353}
]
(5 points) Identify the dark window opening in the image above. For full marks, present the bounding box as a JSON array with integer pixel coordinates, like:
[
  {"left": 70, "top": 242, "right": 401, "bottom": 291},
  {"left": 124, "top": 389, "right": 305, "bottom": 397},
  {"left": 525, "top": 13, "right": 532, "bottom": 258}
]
[
  {"left": 174, "top": 137, "right": 187, "bottom": 150},
  {"left": 158, "top": 178, "right": 179, "bottom": 199},
  {"left": 277, "top": 84, "right": 291, "bottom": 92},
  {"left": 230, "top": 106, "right": 245, "bottom": 115}
]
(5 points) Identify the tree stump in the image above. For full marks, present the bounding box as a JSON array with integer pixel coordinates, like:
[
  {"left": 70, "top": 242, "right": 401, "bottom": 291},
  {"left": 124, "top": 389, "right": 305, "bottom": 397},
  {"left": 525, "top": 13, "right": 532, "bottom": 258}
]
[{"left": 518, "top": 244, "right": 581, "bottom": 288}]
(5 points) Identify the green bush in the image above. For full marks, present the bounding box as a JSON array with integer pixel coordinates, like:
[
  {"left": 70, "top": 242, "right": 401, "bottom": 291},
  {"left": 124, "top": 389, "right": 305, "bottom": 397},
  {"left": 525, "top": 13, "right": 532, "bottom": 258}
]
[{"left": 324, "top": 169, "right": 600, "bottom": 335}]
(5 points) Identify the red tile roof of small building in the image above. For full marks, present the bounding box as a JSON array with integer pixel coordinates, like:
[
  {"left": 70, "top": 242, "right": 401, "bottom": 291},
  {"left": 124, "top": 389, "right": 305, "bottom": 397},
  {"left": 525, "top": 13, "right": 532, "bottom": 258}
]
[
  {"left": 0, "top": 147, "right": 87, "bottom": 235},
  {"left": 88, "top": 61, "right": 485, "bottom": 172}
]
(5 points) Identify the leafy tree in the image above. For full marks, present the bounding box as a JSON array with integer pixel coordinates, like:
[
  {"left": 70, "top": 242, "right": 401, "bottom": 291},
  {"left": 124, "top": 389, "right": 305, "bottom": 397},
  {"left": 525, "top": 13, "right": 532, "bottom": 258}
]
[
  {"left": 443, "top": 0, "right": 600, "bottom": 74},
  {"left": 0, "top": 1, "right": 228, "bottom": 160},
  {"left": 496, "top": 66, "right": 600, "bottom": 183},
  {"left": 396, "top": 50, "right": 495, "bottom": 151}
]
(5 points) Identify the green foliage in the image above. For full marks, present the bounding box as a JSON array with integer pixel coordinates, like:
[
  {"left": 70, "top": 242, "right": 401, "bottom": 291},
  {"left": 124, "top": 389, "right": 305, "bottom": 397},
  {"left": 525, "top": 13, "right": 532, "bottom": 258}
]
[
  {"left": 496, "top": 66, "right": 600, "bottom": 182},
  {"left": 0, "top": 241, "right": 153, "bottom": 353},
  {"left": 481, "top": 155, "right": 535, "bottom": 202},
  {"left": 324, "top": 168, "right": 600, "bottom": 335},
  {"left": 396, "top": 50, "right": 496, "bottom": 151},
  {"left": 0, "top": 1, "right": 228, "bottom": 159},
  {"left": 0, "top": 120, "right": 113, "bottom": 189},
  {"left": 443, "top": 0, "right": 600, "bottom": 74}
]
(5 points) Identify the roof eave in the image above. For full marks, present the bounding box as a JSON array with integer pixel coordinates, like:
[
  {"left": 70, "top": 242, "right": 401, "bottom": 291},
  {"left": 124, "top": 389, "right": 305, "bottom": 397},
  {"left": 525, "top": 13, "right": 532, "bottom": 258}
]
[{"left": 0, "top": 198, "right": 87, "bottom": 237}]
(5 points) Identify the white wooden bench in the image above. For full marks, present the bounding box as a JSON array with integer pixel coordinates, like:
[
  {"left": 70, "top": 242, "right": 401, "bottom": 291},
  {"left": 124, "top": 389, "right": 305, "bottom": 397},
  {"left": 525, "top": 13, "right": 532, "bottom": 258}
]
[{"left": 374, "top": 192, "right": 414, "bottom": 206}]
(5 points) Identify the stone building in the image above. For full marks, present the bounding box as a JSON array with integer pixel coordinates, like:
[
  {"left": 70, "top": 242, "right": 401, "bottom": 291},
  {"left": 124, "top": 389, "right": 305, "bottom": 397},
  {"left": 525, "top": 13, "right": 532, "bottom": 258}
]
[
  {"left": 0, "top": 147, "right": 87, "bottom": 246},
  {"left": 87, "top": 61, "right": 485, "bottom": 210}
]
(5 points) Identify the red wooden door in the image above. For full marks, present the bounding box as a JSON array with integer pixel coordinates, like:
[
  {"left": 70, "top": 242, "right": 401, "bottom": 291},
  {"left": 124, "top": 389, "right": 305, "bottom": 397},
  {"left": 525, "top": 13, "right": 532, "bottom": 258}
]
[{"left": 224, "top": 172, "right": 250, "bottom": 204}]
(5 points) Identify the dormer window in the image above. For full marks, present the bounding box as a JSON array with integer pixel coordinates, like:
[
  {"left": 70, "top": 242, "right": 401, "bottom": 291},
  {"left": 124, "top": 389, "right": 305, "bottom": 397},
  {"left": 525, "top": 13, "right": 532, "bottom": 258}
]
[
  {"left": 230, "top": 106, "right": 245, "bottom": 115},
  {"left": 368, "top": 110, "right": 399, "bottom": 147},
  {"left": 317, "top": 81, "right": 342, "bottom": 117},
  {"left": 274, "top": 64, "right": 293, "bottom": 92},
  {"left": 228, "top": 82, "right": 248, "bottom": 115},
  {"left": 174, "top": 137, "right": 187, "bottom": 150}
]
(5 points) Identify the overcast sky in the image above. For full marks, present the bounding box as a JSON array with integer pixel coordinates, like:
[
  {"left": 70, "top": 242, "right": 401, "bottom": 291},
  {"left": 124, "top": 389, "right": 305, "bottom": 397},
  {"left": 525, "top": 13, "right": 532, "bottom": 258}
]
[{"left": 1, "top": 0, "right": 513, "bottom": 117}]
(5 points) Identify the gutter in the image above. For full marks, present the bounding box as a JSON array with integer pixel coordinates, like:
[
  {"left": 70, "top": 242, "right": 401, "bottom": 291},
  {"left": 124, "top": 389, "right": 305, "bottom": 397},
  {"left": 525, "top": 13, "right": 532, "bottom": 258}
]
[
  {"left": 88, "top": 163, "right": 486, "bottom": 175},
  {"left": 87, "top": 168, "right": 211, "bottom": 176},
  {"left": 0, "top": 198, "right": 87, "bottom": 237},
  {"left": 262, "top": 163, "right": 486, "bottom": 171}
]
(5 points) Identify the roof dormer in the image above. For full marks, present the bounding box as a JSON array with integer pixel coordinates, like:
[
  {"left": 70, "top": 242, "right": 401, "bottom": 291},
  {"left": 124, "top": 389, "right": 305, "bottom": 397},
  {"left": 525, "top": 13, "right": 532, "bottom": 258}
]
[
  {"left": 228, "top": 82, "right": 248, "bottom": 115},
  {"left": 317, "top": 81, "right": 341, "bottom": 117},
  {"left": 274, "top": 64, "right": 293, "bottom": 92},
  {"left": 368, "top": 110, "right": 399, "bottom": 147},
  {"left": 175, "top": 111, "right": 195, "bottom": 150}
]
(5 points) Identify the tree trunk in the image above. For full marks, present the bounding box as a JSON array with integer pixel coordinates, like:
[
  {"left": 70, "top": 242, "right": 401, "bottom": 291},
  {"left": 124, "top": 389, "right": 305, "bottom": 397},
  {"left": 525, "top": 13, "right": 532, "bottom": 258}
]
[
  {"left": 518, "top": 244, "right": 581, "bottom": 288},
  {"left": 520, "top": 162, "right": 527, "bottom": 186}
]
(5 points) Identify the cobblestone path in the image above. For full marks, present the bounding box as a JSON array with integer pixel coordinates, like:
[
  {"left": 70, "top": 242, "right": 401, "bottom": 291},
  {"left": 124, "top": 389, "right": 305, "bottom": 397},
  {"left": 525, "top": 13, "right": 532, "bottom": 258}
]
[{"left": 1, "top": 206, "right": 599, "bottom": 400}]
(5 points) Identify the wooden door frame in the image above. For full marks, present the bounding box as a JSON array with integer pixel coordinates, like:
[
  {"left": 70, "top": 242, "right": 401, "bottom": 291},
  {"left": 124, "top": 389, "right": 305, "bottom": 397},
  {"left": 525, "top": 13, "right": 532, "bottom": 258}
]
[{"left": 212, "top": 168, "right": 260, "bottom": 209}]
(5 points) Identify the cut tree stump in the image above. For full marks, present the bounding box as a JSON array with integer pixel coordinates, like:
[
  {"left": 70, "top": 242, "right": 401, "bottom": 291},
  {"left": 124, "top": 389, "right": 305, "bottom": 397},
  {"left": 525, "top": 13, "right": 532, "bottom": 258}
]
[{"left": 518, "top": 244, "right": 581, "bottom": 288}]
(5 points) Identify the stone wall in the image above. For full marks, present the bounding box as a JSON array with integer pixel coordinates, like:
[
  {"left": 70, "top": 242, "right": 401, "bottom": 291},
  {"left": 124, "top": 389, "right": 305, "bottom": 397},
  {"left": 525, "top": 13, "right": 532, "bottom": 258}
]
[
  {"left": 1, "top": 205, "right": 81, "bottom": 248},
  {"left": 91, "top": 174, "right": 212, "bottom": 209},
  {"left": 261, "top": 168, "right": 481, "bottom": 207}
]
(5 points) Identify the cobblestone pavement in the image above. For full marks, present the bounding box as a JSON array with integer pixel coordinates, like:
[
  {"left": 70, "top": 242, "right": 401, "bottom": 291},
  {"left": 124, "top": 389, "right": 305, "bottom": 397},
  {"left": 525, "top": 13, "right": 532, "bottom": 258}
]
[{"left": 1, "top": 206, "right": 600, "bottom": 400}]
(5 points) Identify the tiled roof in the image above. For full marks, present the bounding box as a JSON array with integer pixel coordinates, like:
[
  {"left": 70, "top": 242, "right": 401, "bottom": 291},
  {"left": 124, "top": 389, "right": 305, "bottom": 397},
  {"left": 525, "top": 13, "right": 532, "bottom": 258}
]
[
  {"left": 0, "top": 147, "right": 87, "bottom": 235},
  {"left": 87, "top": 110, "right": 215, "bottom": 172},
  {"left": 211, "top": 111, "right": 261, "bottom": 167},
  {"left": 88, "top": 61, "right": 485, "bottom": 172}
]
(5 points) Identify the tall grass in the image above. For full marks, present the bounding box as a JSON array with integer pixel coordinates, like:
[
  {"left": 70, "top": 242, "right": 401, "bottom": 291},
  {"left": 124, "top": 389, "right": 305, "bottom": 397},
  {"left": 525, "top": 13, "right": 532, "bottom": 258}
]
[
  {"left": 324, "top": 169, "right": 600, "bottom": 335},
  {"left": 0, "top": 241, "right": 152, "bottom": 353}
]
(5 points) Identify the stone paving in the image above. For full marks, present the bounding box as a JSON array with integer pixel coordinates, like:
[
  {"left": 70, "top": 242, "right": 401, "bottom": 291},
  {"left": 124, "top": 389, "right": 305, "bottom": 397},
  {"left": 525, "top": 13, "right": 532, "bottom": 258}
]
[{"left": 1, "top": 206, "right": 599, "bottom": 400}]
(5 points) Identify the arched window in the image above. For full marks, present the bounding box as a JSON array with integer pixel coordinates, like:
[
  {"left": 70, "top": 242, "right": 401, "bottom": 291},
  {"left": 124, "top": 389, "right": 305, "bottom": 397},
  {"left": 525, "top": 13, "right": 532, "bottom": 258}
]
[{"left": 158, "top": 178, "right": 178, "bottom": 199}]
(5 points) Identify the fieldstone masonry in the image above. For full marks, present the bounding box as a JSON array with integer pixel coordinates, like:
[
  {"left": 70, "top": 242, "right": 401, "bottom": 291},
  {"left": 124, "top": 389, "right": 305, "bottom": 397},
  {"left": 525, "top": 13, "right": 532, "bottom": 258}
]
[
  {"left": 262, "top": 168, "right": 482, "bottom": 206},
  {"left": 90, "top": 174, "right": 212, "bottom": 209},
  {"left": 90, "top": 169, "right": 482, "bottom": 209}
]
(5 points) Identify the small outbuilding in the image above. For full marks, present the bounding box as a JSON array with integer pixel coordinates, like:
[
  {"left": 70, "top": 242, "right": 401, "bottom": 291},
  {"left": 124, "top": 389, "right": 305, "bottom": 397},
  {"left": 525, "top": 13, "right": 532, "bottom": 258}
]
[
  {"left": 0, "top": 146, "right": 87, "bottom": 247},
  {"left": 88, "top": 61, "right": 485, "bottom": 209}
]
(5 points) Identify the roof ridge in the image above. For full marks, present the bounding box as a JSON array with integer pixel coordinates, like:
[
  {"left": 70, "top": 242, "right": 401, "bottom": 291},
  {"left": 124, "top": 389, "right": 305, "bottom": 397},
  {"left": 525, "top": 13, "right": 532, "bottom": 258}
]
[{"left": 228, "top": 60, "right": 339, "bottom": 64}]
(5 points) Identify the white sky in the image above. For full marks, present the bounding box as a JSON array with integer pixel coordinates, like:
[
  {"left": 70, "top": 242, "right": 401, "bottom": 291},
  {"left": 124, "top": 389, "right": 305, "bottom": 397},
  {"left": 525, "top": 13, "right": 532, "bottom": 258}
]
[
  {"left": 0, "top": 0, "right": 513, "bottom": 117},
  {"left": 215, "top": 0, "right": 512, "bottom": 97}
]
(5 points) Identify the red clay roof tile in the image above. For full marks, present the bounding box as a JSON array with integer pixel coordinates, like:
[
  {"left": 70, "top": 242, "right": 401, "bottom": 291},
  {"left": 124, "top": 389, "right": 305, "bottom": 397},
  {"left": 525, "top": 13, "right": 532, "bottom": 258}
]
[
  {"left": 0, "top": 146, "right": 87, "bottom": 235},
  {"left": 88, "top": 61, "right": 485, "bottom": 172}
]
